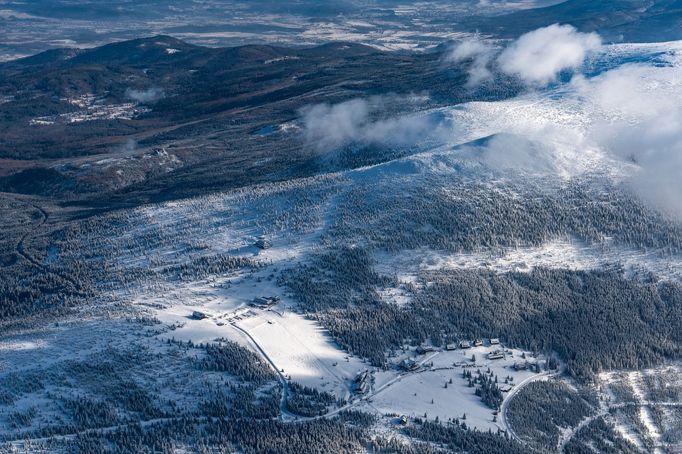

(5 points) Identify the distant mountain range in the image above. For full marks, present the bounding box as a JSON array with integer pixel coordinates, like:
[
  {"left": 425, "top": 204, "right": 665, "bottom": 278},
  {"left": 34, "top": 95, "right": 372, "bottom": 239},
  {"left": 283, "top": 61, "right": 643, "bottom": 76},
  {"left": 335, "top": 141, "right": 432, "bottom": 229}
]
[
  {"left": 2, "top": 0, "right": 682, "bottom": 62},
  {"left": 0, "top": 36, "right": 519, "bottom": 207},
  {"left": 470, "top": 0, "right": 682, "bottom": 42}
]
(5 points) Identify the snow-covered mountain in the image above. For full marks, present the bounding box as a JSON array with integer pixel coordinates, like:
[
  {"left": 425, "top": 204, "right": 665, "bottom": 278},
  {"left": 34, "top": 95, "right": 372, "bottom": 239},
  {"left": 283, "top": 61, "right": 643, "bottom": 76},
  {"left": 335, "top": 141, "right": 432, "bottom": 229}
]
[{"left": 2, "top": 6, "right": 682, "bottom": 454}]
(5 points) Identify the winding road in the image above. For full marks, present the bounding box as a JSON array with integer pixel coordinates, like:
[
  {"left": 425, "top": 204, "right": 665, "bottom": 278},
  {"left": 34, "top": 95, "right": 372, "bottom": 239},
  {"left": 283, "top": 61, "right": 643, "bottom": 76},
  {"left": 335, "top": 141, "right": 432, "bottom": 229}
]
[
  {"left": 230, "top": 321, "right": 299, "bottom": 421},
  {"left": 9, "top": 196, "right": 88, "bottom": 295},
  {"left": 13, "top": 198, "right": 49, "bottom": 270},
  {"left": 498, "top": 370, "right": 558, "bottom": 446},
  {"left": 231, "top": 317, "right": 444, "bottom": 423}
]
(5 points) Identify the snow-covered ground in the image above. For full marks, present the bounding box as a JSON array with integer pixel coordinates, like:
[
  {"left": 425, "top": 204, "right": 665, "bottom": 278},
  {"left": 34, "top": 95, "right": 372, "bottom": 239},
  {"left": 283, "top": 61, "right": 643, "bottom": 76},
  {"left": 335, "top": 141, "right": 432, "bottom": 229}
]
[
  {"left": 239, "top": 312, "right": 367, "bottom": 400},
  {"left": 4, "top": 37, "right": 682, "bottom": 447},
  {"left": 0, "top": 318, "right": 174, "bottom": 439},
  {"left": 598, "top": 365, "right": 682, "bottom": 453},
  {"left": 362, "top": 345, "right": 545, "bottom": 432},
  {"left": 375, "top": 238, "right": 682, "bottom": 282},
  {"left": 141, "top": 268, "right": 368, "bottom": 401}
]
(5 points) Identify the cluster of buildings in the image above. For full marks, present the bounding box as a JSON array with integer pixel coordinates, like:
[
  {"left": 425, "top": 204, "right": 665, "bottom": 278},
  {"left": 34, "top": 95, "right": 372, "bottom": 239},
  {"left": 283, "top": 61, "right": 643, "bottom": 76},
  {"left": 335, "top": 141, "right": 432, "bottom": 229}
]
[
  {"left": 399, "top": 338, "right": 506, "bottom": 370},
  {"left": 446, "top": 338, "right": 500, "bottom": 350},
  {"left": 189, "top": 294, "right": 281, "bottom": 322}
]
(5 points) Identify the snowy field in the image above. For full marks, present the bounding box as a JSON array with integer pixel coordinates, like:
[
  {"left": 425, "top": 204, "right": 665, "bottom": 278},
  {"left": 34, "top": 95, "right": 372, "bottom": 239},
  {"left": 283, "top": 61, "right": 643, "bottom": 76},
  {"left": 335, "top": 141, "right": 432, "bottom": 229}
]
[
  {"left": 239, "top": 312, "right": 367, "bottom": 400},
  {"left": 361, "top": 345, "right": 546, "bottom": 432},
  {"left": 143, "top": 270, "right": 369, "bottom": 401}
]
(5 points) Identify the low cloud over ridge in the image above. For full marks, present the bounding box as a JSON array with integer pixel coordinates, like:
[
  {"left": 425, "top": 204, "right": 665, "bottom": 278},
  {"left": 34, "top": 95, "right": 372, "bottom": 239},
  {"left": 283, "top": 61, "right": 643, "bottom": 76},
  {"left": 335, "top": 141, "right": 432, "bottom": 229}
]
[
  {"left": 449, "top": 24, "right": 601, "bottom": 87},
  {"left": 446, "top": 38, "right": 497, "bottom": 87},
  {"left": 125, "top": 87, "right": 164, "bottom": 103},
  {"left": 300, "top": 96, "right": 450, "bottom": 151},
  {"left": 498, "top": 24, "right": 601, "bottom": 85},
  {"left": 572, "top": 63, "right": 682, "bottom": 219}
]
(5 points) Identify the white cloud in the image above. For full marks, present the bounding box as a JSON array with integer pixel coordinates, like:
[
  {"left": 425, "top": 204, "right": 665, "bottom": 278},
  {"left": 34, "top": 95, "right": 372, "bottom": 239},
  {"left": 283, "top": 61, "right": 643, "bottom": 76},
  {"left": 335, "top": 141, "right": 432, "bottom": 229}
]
[
  {"left": 446, "top": 38, "right": 496, "bottom": 87},
  {"left": 301, "top": 99, "right": 370, "bottom": 151},
  {"left": 572, "top": 63, "right": 682, "bottom": 218},
  {"left": 473, "top": 58, "right": 680, "bottom": 218},
  {"left": 610, "top": 113, "right": 682, "bottom": 219},
  {"left": 300, "top": 97, "right": 451, "bottom": 151},
  {"left": 457, "top": 133, "right": 562, "bottom": 175},
  {"left": 446, "top": 26, "right": 601, "bottom": 88},
  {"left": 571, "top": 65, "right": 675, "bottom": 118},
  {"left": 125, "top": 87, "right": 164, "bottom": 103},
  {"left": 498, "top": 24, "right": 601, "bottom": 85},
  {"left": 302, "top": 42, "right": 682, "bottom": 219}
]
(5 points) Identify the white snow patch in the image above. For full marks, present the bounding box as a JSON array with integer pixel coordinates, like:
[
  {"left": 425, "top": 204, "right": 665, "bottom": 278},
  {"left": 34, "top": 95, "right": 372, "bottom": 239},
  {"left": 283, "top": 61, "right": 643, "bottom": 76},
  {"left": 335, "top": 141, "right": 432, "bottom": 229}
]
[
  {"left": 0, "top": 340, "right": 46, "bottom": 352},
  {"left": 597, "top": 365, "right": 682, "bottom": 453},
  {"left": 374, "top": 239, "right": 682, "bottom": 282},
  {"left": 369, "top": 346, "right": 545, "bottom": 432},
  {"left": 30, "top": 94, "right": 149, "bottom": 125},
  {"left": 238, "top": 312, "right": 367, "bottom": 400}
]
